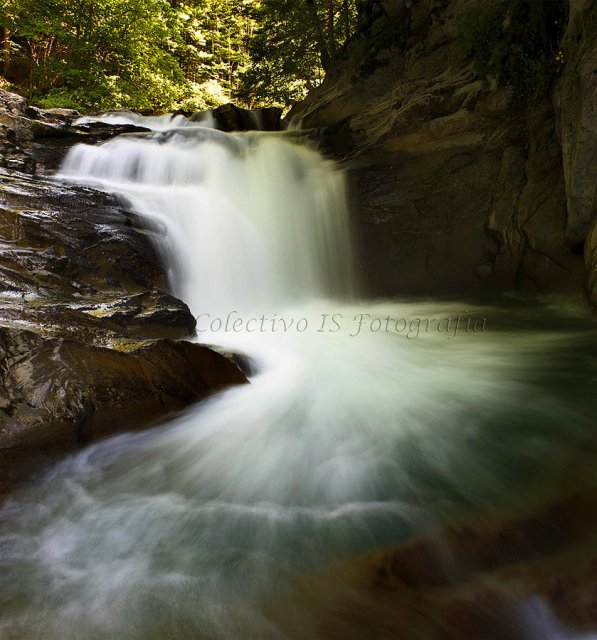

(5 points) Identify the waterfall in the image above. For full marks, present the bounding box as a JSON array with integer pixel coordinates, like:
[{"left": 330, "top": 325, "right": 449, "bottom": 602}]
[
  {"left": 74, "top": 110, "right": 215, "bottom": 131},
  {"left": 60, "top": 130, "right": 354, "bottom": 316},
  {"left": 0, "top": 119, "right": 594, "bottom": 640}
]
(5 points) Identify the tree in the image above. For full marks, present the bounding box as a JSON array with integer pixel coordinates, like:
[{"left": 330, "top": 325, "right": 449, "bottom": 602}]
[
  {"left": 0, "top": 0, "right": 359, "bottom": 112},
  {"left": 172, "top": 0, "right": 256, "bottom": 108},
  {"left": 1, "top": 0, "right": 189, "bottom": 109},
  {"left": 238, "top": 0, "right": 358, "bottom": 108}
]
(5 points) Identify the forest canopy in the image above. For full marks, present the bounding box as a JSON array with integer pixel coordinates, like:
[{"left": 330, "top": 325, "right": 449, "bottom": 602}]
[{"left": 0, "top": 0, "right": 358, "bottom": 112}]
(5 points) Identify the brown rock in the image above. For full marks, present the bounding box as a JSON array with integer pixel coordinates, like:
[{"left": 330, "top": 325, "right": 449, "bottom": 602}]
[
  {"left": 280, "top": 487, "right": 597, "bottom": 640},
  {"left": 291, "top": 0, "right": 592, "bottom": 301},
  {"left": 0, "top": 327, "right": 246, "bottom": 450},
  {"left": 0, "top": 164, "right": 247, "bottom": 481}
]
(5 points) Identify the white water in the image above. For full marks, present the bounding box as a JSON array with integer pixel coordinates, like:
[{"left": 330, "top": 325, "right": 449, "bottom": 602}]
[
  {"left": 0, "top": 124, "right": 595, "bottom": 639},
  {"left": 75, "top": 110, "right": 215, "bottom": 131}
]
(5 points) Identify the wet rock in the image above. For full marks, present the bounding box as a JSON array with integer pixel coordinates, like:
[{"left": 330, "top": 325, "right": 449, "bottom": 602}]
[
  {"left": 287, "top": 484, "right": 597, "bottom": 640},
  {"left": 0, "top": 89, "right": 153, "bottom": 174},
  {"left": 0, "top": 326, "right": 246, "bottom": 449},
  {"left": 555, "top": 0, "right": 597, "bottom": 247},
  {"left": 188, "top": 103, "right": 284, "bottom": 131},
  {"left": 585, "top": 217, "right": 597, "bottom": 312},
  {"left": 0, "top": 165, "right": 247, "bottom": 464},
  {"left": 555, "top": 0, "right": 597, "bottom": 308}
]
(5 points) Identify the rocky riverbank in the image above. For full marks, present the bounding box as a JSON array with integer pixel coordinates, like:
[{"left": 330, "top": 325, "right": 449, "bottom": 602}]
[{"left": 0, "top": 90, "right": 249, "bottom": 493}]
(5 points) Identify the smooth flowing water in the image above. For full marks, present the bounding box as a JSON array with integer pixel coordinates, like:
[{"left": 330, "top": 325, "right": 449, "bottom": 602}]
[{"left": 0, "top": 117, "right": 595, "bottom": 639}]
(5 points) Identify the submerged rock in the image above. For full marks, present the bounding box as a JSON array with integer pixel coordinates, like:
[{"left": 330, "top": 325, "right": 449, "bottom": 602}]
[{"left": 284, "top": 481, "right": 597, "bottom": 640}]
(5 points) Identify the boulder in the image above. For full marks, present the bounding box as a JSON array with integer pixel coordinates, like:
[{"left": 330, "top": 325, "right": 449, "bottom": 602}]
[
  {"left": 189, "top": 103, "right": 284, "bottom": 131},
  {"left": 0, "top": 328, "right": 245, "bottom": 450},
  {"left": 0, "top": 89, "right": 27, "bottom": 116}
]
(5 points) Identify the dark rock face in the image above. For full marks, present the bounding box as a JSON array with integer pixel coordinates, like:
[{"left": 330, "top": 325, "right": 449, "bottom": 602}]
[
  {"left": 188, "top": 103, "right": 284, "bottom": 131},
  {"left": 553, "top": 0, "right": 597, "bottom": 311},
  {"left": 291, "top": 0, "right": 595, "bottom": 303},
  {"left": 0, "top": 165, "right": 246, "bottom": 465},
  {"left": 0, "top": 91, "right": 251, "bottom": 470},
  {"left": 556, "top": 0, "right": 597, "bottom": 248},
  {"left": 586, "top": 217, "right": 597, "bottom": 312},
  {"left": 0, "top": 328, "right": 245, "bottom": 449}
]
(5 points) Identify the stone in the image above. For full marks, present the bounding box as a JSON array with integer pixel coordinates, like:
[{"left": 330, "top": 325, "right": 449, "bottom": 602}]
[
  {"left": 554, "top": 0, "right": 597, "bottom": 305},
  {"left": 585, "top": 217, "right": 597, "bottom": 312},
  {"left": 282, "top": 484, "right": 597, "bottom": 639},
  {"left": 0, "top": 327, "right": 246, "bottom": 450},
  {"left": 188, "top": 103, "right": 284, "bottom": 131},
  {"left": 291, "top": 0, "right": 592, "bottom": 303},
  {"left": 0, "top": 89, "right": 27, "bottom": 116}
]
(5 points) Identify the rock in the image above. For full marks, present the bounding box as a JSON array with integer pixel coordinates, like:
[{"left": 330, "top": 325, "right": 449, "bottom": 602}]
[
  {"left": 0, "top": 327, "right": 246, "bottom": 449},
  {"left": 188, "top": 103, "right": 284, "bottom": 131},
  {"left": 0, "top": 166, "right": 247, "bottom": 466},
  {"left": 554, "top": 0, "right": 597, "bottom": 289},
  {"left": 0, "top": 89, "right": 154, "bottom": 174},
  {"left": 0, "top": 168, "right": 172, "bottom": 298},
  {"left": 283, "top": 482, "right": 597, "bottom": 640},
  {"left": 0, "top": 89, "right": 27, "bottom": 116},
  {"left": 585, "top": 217, "right": 597, "bottom": 313},
  {"left": 39, "top": 107, "right": 81, "bottom": 120},
  {"left": 291, "top": 0, "right": 591, "bottom": 301}
]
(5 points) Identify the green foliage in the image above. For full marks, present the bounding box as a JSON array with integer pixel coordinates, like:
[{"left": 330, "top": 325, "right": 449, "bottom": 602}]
[
  {"left": 1, "top": 0, "right": 188, "bottom": 109},
  {"left": 171, "top": 0, "right": 256, "bottom": 108},
  {"left": 238, "top": 0, "right": 358, "bottom": 107},
  {"left": 0, "top": 0, "right": 360, "bottom": 111},
  {"left": 459, "top": 0, "right": 567, "bottom": 106}
]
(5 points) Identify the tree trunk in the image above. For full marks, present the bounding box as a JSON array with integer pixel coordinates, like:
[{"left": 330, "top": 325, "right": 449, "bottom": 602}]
[
  {"left": 2, "top": 26, "right": 9, "bottom": 76},
  {"left": 327, "top": 0, "right": 337, "bottom": 56},
  {"left": 304, "top": 0, "right": 330, "bottom": 68}
]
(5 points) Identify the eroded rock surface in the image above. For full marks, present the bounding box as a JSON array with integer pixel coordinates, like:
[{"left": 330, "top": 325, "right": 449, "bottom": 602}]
[
  {"left": 0, "top": 88, "right": 154, "bottom": 173},
  {"left": 554, "top": 0, "right": 597, "bottom": 311},
  {"left": 292, "top": 0, "right": 596, "bottom": 304}
]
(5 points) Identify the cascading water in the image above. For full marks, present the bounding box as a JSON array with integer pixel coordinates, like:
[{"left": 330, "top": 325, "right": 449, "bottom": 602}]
[
  {"left": 74, "top": 110, "right": 216, "bottom": 131},
  {"left": 0, "top": 119, "right": 595, "bottom": 640},
  {"left": 60, "top": 129, "right": 353, "bottom": 315}
]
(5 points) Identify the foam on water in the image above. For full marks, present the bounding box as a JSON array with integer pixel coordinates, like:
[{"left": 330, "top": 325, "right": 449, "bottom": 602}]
[{"left": 75, "top": 109, "right": 215, "bottom": 131}]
